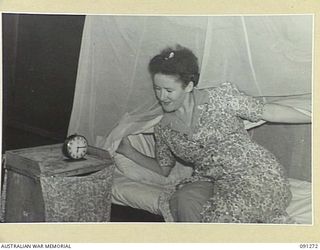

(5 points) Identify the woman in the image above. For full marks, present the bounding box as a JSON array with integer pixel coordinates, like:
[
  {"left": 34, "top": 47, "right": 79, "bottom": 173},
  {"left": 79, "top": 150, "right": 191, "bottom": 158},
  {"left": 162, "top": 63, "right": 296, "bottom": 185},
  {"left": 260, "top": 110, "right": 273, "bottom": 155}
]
[{"left": 116, "top": 45, "right": 310, "bottom": 223}]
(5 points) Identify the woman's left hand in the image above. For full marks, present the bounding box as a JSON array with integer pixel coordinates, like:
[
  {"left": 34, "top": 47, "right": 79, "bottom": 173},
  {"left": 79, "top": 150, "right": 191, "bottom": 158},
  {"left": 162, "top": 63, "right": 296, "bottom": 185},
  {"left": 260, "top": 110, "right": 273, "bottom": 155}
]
[{"left": 262, "top": 103, "right": 311, "bottom": 123}]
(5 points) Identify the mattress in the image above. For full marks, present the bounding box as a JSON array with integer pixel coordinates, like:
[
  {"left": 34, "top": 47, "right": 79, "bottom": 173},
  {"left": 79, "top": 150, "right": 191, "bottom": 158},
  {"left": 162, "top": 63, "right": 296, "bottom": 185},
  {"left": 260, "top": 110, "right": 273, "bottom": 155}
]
[{"left": 112, "top": 170, "right": 312, "bottom": 224}]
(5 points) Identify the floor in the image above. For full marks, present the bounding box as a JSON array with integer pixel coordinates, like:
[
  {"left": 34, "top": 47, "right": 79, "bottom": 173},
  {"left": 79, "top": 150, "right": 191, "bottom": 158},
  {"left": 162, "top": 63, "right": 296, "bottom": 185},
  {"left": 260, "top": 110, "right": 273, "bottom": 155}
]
[{"left": 110, "top": 204, "right": 164, "bottom": 222}]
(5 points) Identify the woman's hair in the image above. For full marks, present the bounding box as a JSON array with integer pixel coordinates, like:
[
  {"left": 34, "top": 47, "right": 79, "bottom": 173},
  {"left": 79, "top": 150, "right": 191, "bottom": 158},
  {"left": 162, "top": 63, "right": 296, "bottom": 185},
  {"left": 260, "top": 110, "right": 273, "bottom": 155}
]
[{"left": 148, "top": 45, "right": 200, "bottom": 87}]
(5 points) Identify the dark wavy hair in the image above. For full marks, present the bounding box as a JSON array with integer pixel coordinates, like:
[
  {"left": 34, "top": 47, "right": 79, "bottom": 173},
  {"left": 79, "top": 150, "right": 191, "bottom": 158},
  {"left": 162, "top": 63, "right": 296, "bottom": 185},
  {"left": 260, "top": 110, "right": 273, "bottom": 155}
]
[{"left": 148, "top": 45, "right": 200, "bottom": 87}]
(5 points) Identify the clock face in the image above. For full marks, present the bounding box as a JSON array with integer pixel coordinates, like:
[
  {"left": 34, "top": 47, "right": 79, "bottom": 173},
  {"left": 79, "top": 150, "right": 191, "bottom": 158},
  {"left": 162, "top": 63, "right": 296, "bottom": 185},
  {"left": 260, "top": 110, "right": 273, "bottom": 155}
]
[{"left": 64, "top": 135, "right": 88, "bottom": 160}]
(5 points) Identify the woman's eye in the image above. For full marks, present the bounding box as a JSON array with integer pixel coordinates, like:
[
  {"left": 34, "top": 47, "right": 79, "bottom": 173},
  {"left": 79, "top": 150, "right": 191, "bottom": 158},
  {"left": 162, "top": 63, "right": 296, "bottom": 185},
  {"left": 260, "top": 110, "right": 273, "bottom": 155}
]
[{"left": 167, "top": 90, "right": 173, "bottom": 93}]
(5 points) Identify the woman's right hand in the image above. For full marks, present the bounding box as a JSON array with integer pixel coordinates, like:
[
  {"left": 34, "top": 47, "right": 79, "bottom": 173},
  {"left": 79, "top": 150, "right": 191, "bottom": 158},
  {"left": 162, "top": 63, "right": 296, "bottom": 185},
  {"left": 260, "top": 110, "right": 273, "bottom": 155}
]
[
  {"left": 116, "top": 136, "right": 168, "bottom": 176},
  {"left": 116, "top": 137, "right": 134, "bottom": 157}
]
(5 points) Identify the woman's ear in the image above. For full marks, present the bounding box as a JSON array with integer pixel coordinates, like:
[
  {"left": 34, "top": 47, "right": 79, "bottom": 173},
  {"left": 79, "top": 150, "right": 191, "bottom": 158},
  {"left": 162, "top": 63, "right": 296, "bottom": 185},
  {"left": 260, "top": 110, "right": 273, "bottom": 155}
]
[{"left": 185, "top": 81, "right": 194, "bottom": 93}]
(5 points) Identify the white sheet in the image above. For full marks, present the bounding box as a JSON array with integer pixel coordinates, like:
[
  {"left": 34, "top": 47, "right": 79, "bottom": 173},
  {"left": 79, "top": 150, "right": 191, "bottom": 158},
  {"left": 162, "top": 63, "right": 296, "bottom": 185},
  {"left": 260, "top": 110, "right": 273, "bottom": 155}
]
[
  {"left": 112, "top": 172, "right": 312, "bottom": 224},
  {"left": 286, "top": 178, "right": 312, "bottom": 224}
]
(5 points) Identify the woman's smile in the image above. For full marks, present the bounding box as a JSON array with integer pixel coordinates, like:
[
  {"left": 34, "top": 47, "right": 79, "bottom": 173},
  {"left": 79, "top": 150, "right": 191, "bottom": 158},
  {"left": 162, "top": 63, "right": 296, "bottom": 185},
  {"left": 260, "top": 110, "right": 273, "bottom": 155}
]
[
  {"left": 161, "top": 101, "right": 172, "bottom": 106},
  {"left": 153, "top": 73, "right": 193, "bottom": 113}
]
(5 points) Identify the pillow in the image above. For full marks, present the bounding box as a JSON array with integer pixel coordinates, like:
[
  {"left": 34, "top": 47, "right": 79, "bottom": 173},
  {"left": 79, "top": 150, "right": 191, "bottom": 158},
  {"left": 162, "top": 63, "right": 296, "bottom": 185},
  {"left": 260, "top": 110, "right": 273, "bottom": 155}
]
[
  {"left": 112, "top": 169, "right": 164, "bottom": 214},
  {"left": 114, "top": 134, "right": 193, "bottom": 186}
]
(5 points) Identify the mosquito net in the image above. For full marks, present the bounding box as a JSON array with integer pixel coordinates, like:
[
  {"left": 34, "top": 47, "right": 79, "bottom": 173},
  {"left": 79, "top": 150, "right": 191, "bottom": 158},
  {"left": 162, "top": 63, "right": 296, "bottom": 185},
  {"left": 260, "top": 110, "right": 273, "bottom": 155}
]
[{"left": 68, "top": 15, "right": 312, "bottom": 180}]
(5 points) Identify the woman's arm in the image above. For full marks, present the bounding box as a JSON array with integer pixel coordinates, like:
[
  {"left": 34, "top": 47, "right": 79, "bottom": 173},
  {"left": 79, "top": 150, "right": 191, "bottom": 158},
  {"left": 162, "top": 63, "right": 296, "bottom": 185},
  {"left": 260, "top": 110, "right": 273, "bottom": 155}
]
[
  {"left": 262, "top": 103, "right": 311, "bottom": 123},
  {"left": 116, "top": 137, "right": 172, "bottom": 176}
]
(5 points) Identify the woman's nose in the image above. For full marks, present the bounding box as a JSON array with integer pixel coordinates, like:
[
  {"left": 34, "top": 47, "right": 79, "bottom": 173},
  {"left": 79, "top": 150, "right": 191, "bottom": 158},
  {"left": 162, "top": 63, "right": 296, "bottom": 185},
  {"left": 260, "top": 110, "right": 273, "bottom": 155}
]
[{"left": 159, "top": 89, "right": 167, "bottom": 100}]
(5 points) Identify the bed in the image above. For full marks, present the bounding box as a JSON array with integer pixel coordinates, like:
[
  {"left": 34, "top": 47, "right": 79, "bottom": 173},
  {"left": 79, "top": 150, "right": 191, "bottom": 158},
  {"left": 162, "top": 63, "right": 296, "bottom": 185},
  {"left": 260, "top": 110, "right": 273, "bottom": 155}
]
[
  {"left": 108, "top": 131, "right": 312, "bottom": 224},
  {"left": 112, "top": 171, "right": 312, "bottom": 224},
  {"left": 97, "top": 95, "right": 312, "bottom": 224}
]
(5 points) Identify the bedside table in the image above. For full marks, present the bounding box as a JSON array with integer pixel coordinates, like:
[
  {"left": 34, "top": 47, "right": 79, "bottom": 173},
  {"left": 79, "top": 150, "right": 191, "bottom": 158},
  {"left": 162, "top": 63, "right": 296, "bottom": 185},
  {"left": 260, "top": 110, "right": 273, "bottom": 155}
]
[{"left": 1, "top": 144, "right": 115, "bottom": 222}]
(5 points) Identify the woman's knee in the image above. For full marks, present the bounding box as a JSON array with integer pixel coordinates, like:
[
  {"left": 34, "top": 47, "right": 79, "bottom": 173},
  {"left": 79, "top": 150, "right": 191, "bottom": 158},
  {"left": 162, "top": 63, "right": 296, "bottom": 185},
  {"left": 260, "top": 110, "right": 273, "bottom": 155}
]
[{"left": 169, "top": 181, "right": 214, "bottom": 222}]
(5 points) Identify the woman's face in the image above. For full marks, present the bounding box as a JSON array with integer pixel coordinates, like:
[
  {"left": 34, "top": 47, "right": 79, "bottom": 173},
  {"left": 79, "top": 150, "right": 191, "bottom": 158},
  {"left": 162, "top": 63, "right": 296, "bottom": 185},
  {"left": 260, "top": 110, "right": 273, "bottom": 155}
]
[{"left": 153, "top": 73, "right": 193, "bottom": 113}]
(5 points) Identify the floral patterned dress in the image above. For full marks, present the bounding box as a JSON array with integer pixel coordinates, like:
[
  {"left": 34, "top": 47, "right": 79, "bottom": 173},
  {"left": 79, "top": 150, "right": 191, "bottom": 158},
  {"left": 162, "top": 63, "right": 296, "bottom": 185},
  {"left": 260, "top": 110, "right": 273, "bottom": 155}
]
[{"left": 155, "top": 82, "right": 293, "bottom": 223}]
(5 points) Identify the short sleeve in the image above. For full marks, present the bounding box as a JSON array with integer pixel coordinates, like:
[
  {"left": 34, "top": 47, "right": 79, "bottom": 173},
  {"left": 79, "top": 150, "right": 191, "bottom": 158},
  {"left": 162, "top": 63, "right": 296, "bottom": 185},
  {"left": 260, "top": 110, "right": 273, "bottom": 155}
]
[
  {"left": 154, "top": 124, "right": 176, "bottom": 168},
  {"left": 218, "top": 82, "right": 265, "bottom": 122}
]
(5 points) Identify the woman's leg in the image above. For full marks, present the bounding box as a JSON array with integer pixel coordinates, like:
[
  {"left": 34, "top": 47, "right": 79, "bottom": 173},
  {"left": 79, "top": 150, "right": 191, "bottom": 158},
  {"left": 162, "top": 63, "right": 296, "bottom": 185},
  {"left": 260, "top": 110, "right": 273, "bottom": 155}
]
[
  {"left": 200, "top": 176, "right": 292, "bottom": 223},
  {"left": 169, "top": 181, "right": 214, "bottom": 222}
]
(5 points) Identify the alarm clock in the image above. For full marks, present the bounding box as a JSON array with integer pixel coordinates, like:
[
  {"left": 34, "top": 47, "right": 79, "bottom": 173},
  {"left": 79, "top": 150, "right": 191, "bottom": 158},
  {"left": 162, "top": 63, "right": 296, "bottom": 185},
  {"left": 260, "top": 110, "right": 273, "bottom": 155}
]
[{"left": 62, "top": 134, "right": 88, "bottom": 160}]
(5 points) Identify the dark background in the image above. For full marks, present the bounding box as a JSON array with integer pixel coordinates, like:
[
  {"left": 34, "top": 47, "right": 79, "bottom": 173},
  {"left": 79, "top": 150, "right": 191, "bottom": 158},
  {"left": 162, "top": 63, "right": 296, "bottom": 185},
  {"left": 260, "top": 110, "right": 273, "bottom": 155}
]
[
  {"left": 2, "top": 13, "right": 163, "bottom": 222},
  {"left": 3, "top": 13, "right": 85, "bottom": 151}
]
